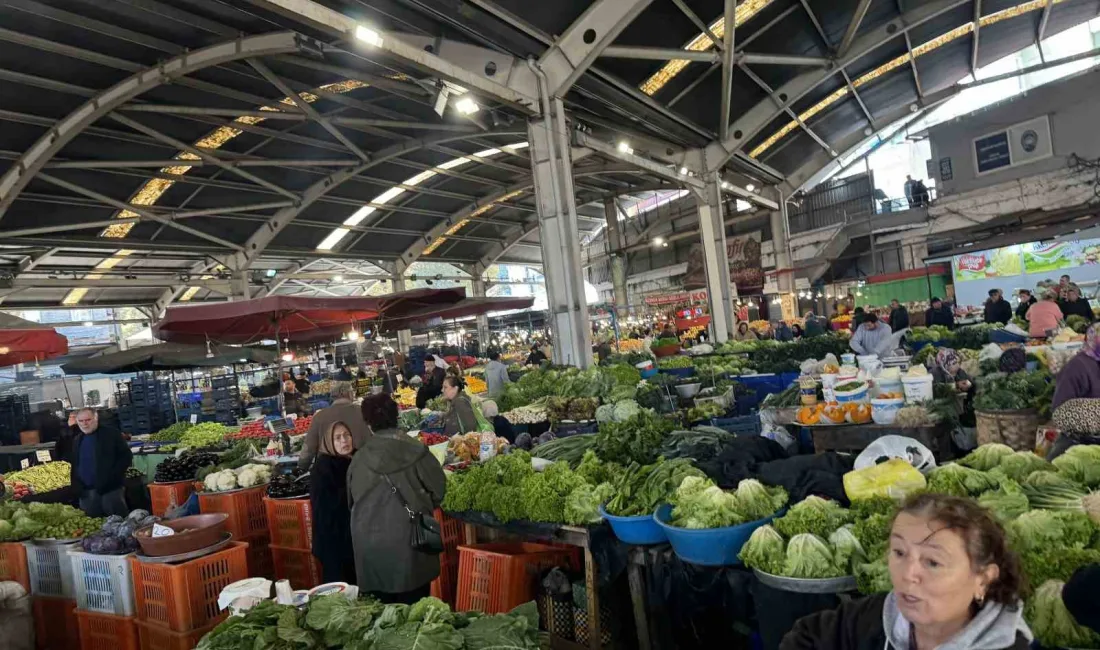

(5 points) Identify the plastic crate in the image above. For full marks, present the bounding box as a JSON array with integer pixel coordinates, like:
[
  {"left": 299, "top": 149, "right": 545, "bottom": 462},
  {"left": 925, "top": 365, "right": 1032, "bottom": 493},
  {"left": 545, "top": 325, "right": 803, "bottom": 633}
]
[
  {"left": 76, "top": 610, "right": 139, "bottom": 650},
  {"left": 455, "top": 543, "right": 579, "bottom": 614},
  {"left": 135, "top": 619, "right": 219, "bottom": 650},
  {"left": 243, "top": 533, "right": 274, "bottom": 580},
  {"left": 130, "top": 541, "right": 247, "bottom": 632},
  {"left": 33, "top": 595, "right": 79, "bottom": 650},
  {"left": 430, "top": 510, "right": 466, "bottom": 606},
  {"left": 198, "top": 485, "right": 268, "bottom": 538},
  {"left": 0, "top": 541, "right": 30, "bottom": 592},
  {"left": 69, "top": 550, "right": 135, "bottom": 616},
  {"left": 710, "top": 415, "right": 762, "bottom": 436},
  {"left": 271, "top": 544, "right": 323, "bottom": 590},
  {"left": 26, "top": 541, "right": 79, "bottom": 598},
  {"left": 149, "top": 481, "right": 194, "bottom": 518},
  {"left": 263, "top": 497, "right": 313, "bottom": 550}
]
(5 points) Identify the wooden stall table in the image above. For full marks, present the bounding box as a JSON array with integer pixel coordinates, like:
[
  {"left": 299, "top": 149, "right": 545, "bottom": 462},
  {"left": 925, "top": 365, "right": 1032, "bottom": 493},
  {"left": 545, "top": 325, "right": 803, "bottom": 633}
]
[
  {"left": 806, "top": 423, "right": 954, "bottom": 459},
  {"left": 461, "top": 521, "right": 611, "bottom": 650}
]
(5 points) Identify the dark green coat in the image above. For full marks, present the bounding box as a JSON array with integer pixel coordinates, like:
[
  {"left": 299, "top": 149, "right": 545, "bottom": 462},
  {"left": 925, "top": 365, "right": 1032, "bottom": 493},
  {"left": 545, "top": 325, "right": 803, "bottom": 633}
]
[{"left": 347, "top": 428, "right": 446, "bottom": 593}]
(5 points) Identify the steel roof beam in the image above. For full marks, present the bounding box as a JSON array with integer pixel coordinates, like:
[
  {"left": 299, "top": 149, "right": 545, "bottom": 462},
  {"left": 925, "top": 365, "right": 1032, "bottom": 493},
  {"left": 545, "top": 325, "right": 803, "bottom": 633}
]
[
  {"left": 0, "top": 31, "right": 307, "bottom": 221},
  {"left": 837, "top": 0, "right": 875, "bottom": 58},
  {"left": 799, "top": 0, "right": 833, "bottom": 49},
  {"left": 971, "top": 0, "right": 983, "bottom": 76},
  {"left": 117, "top": 105, "right": 480, "bottom": 132},
  {"left": 600, "top": 46, "right": 829, "bottom": 67},
  {"left": 737, "top": 63, "right": 835, "bottom": 156},
  {"left": 669, "top": 0, "right": 725, "bottom": 52},
  {"left": 719, "top": 0, "right": 737, "bottom": 141},
  {"left": 841, "top": 68, "right": 877, "bottom": 129},
  {"left": 1037, "top": 0, "right": 1053, "bottom": 58},
  {"left": 46, "top": 159, "right": 361, "bottom": 169},
  {"left": 705, "top": 0, "right": 970, "bottom": 171},
  {"left": 902, "top": 31, "right": 925, "bottom": 98}
]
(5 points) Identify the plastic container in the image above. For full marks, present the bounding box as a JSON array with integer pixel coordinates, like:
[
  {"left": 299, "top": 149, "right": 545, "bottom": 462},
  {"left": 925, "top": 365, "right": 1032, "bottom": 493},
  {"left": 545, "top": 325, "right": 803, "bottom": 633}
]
[
  {"left": 639, "top": 367, "right": 658, "bottom": 379},
  {"left": 653, "top": 504, "right": 781, "bottom": 567},
  {"left": 198, "top": 485, "right": 268, "bottom": 539},
  {"left": 69, "top": 550, "right": 136, "bottom": 616},
  {"left": 832, "top": 382, "right": 869, "bottom": 404},
  {"left": 990, "top": 329, "right": 1027, "bottom": 344},
  {"left": 455, "top": 542, "right": 579, "bottom": 614},
  {"left": 135, "top": 619, "right": 219, "bottom": 650},
  {"left": 130, "top": 541, "right": 247, "bottom": 632},
  {"left": 0, "top": 541, "right": 30, "bottom": 592},
  {"left": 710, "top": 415, "right": 762, "bottom": 436},
  {"left": 271, "top": 545, "right": 323, "bottom": 590},
  {"left": 75, "top": 610, "right": 139, "bottom": 650},
  {"left": 674, "top": 382, "right": 702, "bottom": 399},
  {"left": 32, "top": 595, "right": 79, "bottom": 650},
  {"left": 870, "top": 397, "right": 905, "bottom": 425},
  {"left": 598, "top": 505, "right": 668, "bottom": 545},
  {"left": 148, "top": 481, "right": 194, "bottom": 518},
  {"left": 243, "top": 532, "right": 274, "bottom": 580},
  {"left": 263, "top": 497, "right": 313, "bottom": 550},
  {"left": 26, "top": 541, "right": 79, "bottom": 598},
  {"left": 874, "top": 378, "right": 903, "bottom": 397},
  {"left": 901, "top": 374, "right": 933, "bottom": 403}
]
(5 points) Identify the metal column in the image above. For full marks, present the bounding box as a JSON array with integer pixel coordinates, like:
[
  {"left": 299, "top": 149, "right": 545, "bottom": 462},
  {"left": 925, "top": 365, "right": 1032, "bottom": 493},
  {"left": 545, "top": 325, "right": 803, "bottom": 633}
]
[
  {"left": 527, "top": 99, "right": 592, "bottom": 368},
  {"left": 694, "top": 174, "right": 734, "bottom": 343},
  {"left": 471, "top": 278, "right": 491, "bottom": 351},
  {"left": 771, "top": 197, "right": 793, "bottom": 293},
  {"left": 603, "top": 198, "right": 629, "bottom": 318},
  {"left": 393, "top": 276, "right": 413, "bottom": 354}
]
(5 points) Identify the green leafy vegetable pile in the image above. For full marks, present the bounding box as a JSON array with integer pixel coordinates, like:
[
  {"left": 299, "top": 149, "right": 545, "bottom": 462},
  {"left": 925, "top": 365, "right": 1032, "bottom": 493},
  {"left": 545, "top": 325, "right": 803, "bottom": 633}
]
[
  {"left": 604, "top": 459, "right": 704, "bottom": 517},
  {"left": 594, "top": 411, "right": 675, "bottom": 466},
  {"left": 973, "top": 370, "right": 1054, "bottom": 418},
  {"left": 668, "top": 476, "right": 787, "bottom": 529},
  {"left": 1025, "top": 580, "right": 1100, "bottom": 649},
  {"left": 0, "top": 502, "right": 103, "bottom": 541}
]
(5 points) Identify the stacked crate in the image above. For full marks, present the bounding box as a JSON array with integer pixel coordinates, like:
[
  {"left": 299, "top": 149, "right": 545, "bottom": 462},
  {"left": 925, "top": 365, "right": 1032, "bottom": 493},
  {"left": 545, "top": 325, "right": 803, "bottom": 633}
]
[
  {"left": 198, "top": 485, "right": 272, "bottom": 580},
  {"left": 264, "top": 496, "right": 323, "bottom": 589},
  {"left": 26, "top": 542, "right": 80, "bottom": 650},
  {"left": 0, "top": 393, "right": 31, "bottom": 442},
  {"left": 206, "top": 375, "right": 240, "bottom": 426},
  {"left": 117, "top": 376, "right": 173, "bottom": 435},
  {"left": 70, "top": 548, "right": 139, "bottom": 650}
]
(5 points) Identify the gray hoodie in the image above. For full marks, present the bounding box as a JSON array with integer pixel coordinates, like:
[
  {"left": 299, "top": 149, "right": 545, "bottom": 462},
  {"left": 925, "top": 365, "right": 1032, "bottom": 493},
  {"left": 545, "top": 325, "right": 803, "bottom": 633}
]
[{"left": 882, "top": 593, "right": 1032, "bottom": 650}]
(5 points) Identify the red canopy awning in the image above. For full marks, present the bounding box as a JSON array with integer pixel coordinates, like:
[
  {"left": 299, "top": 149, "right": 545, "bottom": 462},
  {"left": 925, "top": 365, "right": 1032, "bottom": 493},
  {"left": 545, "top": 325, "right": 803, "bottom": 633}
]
[
  {"left": 0, "top": 313, "right": 68, "bottom": 367},
  {"left": 153, "top": 288, "right": 469, "bottom": 344},
  {"left": 376, "top": 296, "right": 536, "bottom": 331}
]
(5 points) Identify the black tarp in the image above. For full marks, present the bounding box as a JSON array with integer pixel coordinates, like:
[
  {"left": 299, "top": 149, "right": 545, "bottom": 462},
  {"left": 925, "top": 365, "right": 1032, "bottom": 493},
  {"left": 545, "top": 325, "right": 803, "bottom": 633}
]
[{"left": 62, "top": 342, "right": 277, "bottom": 374}]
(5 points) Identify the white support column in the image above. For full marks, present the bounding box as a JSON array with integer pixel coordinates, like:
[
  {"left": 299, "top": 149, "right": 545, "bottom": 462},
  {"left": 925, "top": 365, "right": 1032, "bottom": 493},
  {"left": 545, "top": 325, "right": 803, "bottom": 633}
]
[
  {"left": 694, "top": 174, "right": 734, "bottom": 343},
  {"left": 603, "top": 198, "right": 629, "bottom": 318},
  {"left": 471, "top": 278, "right": 491, "bottom": 351},
  {"left": 528, "top": 98, "right": 592, "bottom": 368},
  {"left": 393, "top": 275, "right": 413, "bottom": 354},
  {"left": 771, "top": 197, "right": 794, "bottom": 293}
]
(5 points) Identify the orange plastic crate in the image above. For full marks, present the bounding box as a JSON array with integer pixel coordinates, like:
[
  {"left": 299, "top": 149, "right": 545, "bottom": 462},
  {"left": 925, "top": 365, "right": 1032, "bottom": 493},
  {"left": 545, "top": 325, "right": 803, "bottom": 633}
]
[
  {"left": 271, "top": 544, "right": 323, "bottom": 590},
  {"left": 437, "top": 509, "right": 465, "bottom": 553},
  {"left": 32, "top": 596, "right": 79, "bottom": 650},
  {"left": 76, "top": 610, "right": 139, "bottom": 650},
  {"left": 136, "top": 619, "right": 219, "bottom": 650},
  {"left": 431, "top": 546, "right": 459, "bottom": 606},
  {"left": 0, "top": 540, "right": 30, "bottom": 592},
  {"left": 197, "top": 485, "right": 268, "bottom": 538},
  {"left": 149, "top": 481, "right": 194, "bottom": 518},
  {"left": 455, "top": 542, "right": 578, "bottom": 614},
  {"left": 130, "top": 541, "right": 247, "bottom": 632},
  {"left": 263, "top": 496, "right": 313, "bottom": 549},
  {"left": 243, "top": 532, "right": 274, "bottom": 580}
]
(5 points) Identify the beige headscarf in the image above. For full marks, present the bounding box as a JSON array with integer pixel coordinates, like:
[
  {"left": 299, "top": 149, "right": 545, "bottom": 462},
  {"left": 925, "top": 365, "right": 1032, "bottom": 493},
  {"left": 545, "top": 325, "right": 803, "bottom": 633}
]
[{"left": 320, "top": 421, "right": 355, "bottom": 458}]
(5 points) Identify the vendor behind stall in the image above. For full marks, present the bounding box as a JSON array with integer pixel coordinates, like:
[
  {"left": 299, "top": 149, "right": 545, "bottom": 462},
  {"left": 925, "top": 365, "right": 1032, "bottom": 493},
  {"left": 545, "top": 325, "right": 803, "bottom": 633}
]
[
  {"left": 441, "top": 376, "right": 478, "bottom": 435},
  {"left": 415, "top": 356, "right": 446, "bottom": 409},
  {"left": 1025, "top": 289, "right": 1062, "bottom": 337},
  {"left": 70, "top": 407, "right": 131, "bottom": 517},
  {"left": 931, "top": 348, "right": 972, "bottom": 393},
  {"left": 480, "top": 400, "right": 514, "bottom": 443},
  {"left": 849, "top": 313, "right": 891, "bottom": 355}
]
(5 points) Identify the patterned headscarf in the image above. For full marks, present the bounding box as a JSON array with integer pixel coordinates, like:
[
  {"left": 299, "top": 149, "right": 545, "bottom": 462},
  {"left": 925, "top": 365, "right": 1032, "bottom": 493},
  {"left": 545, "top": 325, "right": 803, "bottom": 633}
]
[
  {"left": 1082, "top": 324, "right": 1100, "bottom": 362},
  {"left": 935, "top": 348, "right": 961, "bottom": 374},
  {"left": 320, "top": 421, "right": 355, "bottom": 458}
]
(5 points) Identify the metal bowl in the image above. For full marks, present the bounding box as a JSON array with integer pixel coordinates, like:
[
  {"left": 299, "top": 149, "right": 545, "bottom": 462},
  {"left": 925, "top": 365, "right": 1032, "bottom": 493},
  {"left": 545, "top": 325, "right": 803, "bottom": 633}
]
[
  {"left": 675, "top": 382, "right": 702, "bottom": 399},
  {"left": 133, "top": 513, "right": 228, "bottom": 557},
  {"left": 753, "top": 569, "right": 857, "bottom": 594}
]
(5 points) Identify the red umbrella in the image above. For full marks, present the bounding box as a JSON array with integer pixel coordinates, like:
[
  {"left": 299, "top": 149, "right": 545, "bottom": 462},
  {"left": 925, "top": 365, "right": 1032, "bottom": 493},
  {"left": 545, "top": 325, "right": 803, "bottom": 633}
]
[
  {"left": 153, "top": 288, "right": 469, "bottom": 345},
  {"left": 0, "top": 313, "right": 68, "bottom": 367},
  {"left": 375, "top": 296, "right": 536, "bottom": 332}
]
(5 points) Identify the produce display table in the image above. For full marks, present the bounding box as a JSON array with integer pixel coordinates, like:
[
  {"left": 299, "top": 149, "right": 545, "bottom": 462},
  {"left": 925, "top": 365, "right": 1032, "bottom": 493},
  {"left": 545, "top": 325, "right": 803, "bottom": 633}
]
[
  {"left": 0, "top": 442, "right": 56, "bottom": 473},
  {"left": 131, "top": 452, "right": 174, "bottom": 482},
  {"left": 805, "top": 423, "right": 953, "bottom": 459}
]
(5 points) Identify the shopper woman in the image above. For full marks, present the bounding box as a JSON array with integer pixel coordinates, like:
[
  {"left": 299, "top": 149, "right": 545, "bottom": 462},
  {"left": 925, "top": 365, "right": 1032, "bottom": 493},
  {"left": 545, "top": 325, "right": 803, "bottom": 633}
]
[
  {"left": 1025, "top": 289, "right": 1063, "bottom": 337},
  {"left": 348, "top": 395, "right": 446, "bottom": 604},
  {"left": 780, "top": 493, "right": 1030, "bottom": 650},
  {"left": 1052, "top": 324, "right": 1100, "bottom": 410},
  {"left": 441, "top": 375, "right": 478, "bottom": 435},
  {"left": 734, "top": 322, "right": 758, "bottom": 341},
  {"left": 310, "top": 421, "right": 357, "bottom": 584}
]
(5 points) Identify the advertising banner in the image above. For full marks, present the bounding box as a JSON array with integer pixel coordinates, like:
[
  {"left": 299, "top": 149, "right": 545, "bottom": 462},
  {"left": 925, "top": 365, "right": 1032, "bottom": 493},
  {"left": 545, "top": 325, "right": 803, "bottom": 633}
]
[
  {"left": 1022, "top": 242, "right": 1082, "bottom": 274},
  {"left": 683, "top": 231, "right": 764, "bottom": 292},
  {"left": 953, "top": 245, "right": 1022, "bottom": 281}
]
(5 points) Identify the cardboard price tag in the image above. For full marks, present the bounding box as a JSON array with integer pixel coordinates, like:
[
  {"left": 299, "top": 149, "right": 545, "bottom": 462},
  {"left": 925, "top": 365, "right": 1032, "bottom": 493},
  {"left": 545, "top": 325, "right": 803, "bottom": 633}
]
[
  {"left": 20, "top": 458, "right": 29, "bottom": 469},
  {"left": 190, "top": 414, "right": 198, "bottom": 424},
  {"left": 35, "top": 450, "right": 51, "bottom": 463}
]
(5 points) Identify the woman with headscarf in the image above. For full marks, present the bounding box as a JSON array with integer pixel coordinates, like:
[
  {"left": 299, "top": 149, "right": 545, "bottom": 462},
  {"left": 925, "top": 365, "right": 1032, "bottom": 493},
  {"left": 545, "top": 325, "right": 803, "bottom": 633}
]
[
  {"left": 1048, "top": 324, "right": 1100, "bottom": 458},
  {"left": 931, "top": 348, "right": 972, "bottom": 393},
  {"left": 441, "top": 376, "right": 478, "bottom": 435},
  {"left": 310, "top": 421, "right": 358, "bottom": 584}
]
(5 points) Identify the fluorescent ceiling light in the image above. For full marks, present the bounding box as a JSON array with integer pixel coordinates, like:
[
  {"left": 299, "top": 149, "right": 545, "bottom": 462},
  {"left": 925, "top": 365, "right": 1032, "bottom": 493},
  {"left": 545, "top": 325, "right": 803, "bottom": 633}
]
[
  {"left": 745, "top": 184, "right": 755, "bottom": 192},
  {"left": 355, "top": 25, "right": 384, "bottom": 47},
  {"left": 454, "top": 96, "right": 480, "bottom": 115},
  {"left": 317, "top": 228, "right": 350, "bottom": 251},
  {"left": 344, "top": 206, "right": 375, "bottom": 226},
  {"left": 473, "top": 148, "right": 501, "bottom": 157},
  {"left": 437, "top": 157, "right": 470, "bottom": 170},
  {"left": 374, "top": 187, "right": 405, "bottom": 204},
  {"left": 617, "top": 142, "right": 633, "bottom": 154}
]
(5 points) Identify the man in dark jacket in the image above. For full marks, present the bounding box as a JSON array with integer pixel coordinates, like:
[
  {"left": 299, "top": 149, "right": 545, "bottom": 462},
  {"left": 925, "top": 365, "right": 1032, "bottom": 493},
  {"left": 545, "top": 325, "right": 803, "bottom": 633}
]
[
  {"left": 888, "top": 299, "right": 910, "bottom": 331},
  {"left": 415, "top": 356, "right": 446, "bottom": 409},
  {"left": 1015, "top": 289, "right": 1036, "bottom": 321},
  {"left": 1060, "top": 286, "right": 1094, "bottom": 322},
  {"left": 925, "top": 297, "right": 955, "bottom": 329},
  {"left": 70, "top": 408, "right": 131, "bottom": 517},
  {"left": 983, "top": 289, "right": 1012, "bottom": 325}
]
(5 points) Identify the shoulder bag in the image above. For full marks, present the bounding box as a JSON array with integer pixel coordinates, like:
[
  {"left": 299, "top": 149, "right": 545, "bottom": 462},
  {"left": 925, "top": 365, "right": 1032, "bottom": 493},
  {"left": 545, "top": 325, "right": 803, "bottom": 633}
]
[{"left": 382, "top": 473, "right": 443, "bottom": 554}]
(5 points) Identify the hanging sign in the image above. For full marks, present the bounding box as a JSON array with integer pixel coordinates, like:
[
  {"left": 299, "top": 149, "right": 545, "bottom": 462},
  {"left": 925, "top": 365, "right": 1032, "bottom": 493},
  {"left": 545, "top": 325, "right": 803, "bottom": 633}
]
[{"left": 973, "top": 115, "right": 1052, "bottom": 175}]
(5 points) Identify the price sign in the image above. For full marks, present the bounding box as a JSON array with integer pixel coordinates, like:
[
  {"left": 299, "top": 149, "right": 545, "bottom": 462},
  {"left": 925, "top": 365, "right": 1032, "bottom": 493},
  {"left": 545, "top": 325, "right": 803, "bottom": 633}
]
[
  {"left": 20, "top": 459, "right": 29, "bottom": 469},
  {"left": 35, "top": 450, "right": 51, "bottom": 463},
  {"left": 190, "top": 414, "right": 198, "bottom": 424}
]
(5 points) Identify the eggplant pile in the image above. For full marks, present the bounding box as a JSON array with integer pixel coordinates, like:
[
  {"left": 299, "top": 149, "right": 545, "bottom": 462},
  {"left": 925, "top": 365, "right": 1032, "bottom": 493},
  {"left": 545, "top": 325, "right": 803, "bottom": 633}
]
[
  {"left": 154, "top": 451, "right": 218, "bottom": 483},
  {"left": 266, "top": 472, "right": 309, "bottom": 499},
  {"left": 81, "top": 509, "right": 158, "bottom": 555}
]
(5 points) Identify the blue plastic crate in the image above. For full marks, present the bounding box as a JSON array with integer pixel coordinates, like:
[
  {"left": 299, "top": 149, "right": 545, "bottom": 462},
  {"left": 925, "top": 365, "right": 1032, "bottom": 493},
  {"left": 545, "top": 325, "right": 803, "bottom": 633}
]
[
  {"left": 778, "top": 372, "right": 800, "bottom": 388},
  {"left": 989, "top": 329, "right": 1027, "bottom": 344},
  {"left": 737, "top": 374, "right": 783, "bottom": 403},
  {"left": 710, "top": 415, "right": 761, "bottom": 436}
]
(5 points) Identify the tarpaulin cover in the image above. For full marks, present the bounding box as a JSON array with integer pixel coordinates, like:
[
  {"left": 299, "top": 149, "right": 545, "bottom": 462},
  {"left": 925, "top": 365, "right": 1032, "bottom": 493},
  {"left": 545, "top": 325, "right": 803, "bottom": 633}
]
[
  {"left": 0, "top": 312, "right": 67, "bottom": 367},
  {"left": 153, "top": 288, "right": 466, "bottom": 344},
  {"left": 61, "top": 342, "right": 278, "bottom": 374},
  {"left": 376, "top": 296, "right": 536, "bottom": 332}
]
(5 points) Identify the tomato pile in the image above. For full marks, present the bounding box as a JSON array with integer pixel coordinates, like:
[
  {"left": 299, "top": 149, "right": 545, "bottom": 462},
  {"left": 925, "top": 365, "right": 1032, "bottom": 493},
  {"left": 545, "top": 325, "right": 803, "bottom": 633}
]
[
  {"left": 293, "top": 415, "right": 312, "bottom": 434},
  {"left": 419, "top": 432, "right": 449, "bottom": 446},
  {"left": 226, "top": 420, "right": 270, "bottom": 441}
]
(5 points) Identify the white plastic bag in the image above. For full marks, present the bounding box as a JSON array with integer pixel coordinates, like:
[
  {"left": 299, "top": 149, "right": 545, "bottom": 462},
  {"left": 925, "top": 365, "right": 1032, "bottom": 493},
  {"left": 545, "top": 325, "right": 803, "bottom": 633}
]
[
  {"left": 854, "top": 435, "right": 936, "bottom": 472},
  {"left": 0, "top": 582, "right": 32, "bottom": 650},
  {"left": 1004, "top": 322, "right": 1028, "bottom": 337},
  {"left": 978, "top": 343, "right": 1004, "bottom": 362},
  {"left": 759, "top": 412, "right": 797, "bottom": 453}
]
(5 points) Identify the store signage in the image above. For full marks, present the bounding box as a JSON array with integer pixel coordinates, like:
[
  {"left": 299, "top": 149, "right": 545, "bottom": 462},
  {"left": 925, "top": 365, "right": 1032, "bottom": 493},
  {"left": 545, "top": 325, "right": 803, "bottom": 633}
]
[
  {"left": 643, "top": 290, "right": 708, "bottom": 306},
  {"left": 953, "top": 246, "right": 1022, "bottom": 281},
  {"left": 973, "top": 115, "right": 1052, "bottom": 176},
  {"left": 35, "top": 450, "right": 50, "bottom": 463},
  {"left": 939, "top": 157, "right": 953, "bottom": 181},
  {"left": 190, "top": 414, "right": 198, "bottom": 424}
]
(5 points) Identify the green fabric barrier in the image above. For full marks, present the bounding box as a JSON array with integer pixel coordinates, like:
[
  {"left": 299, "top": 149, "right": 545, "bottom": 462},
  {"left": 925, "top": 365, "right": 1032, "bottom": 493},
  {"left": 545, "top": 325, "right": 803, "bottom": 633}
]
[
  {"left": 132, "top": 452, "right": 173, "bottom": 483},
  {"left": 857, "top": 275, "right": 948, "bottom": 307}
]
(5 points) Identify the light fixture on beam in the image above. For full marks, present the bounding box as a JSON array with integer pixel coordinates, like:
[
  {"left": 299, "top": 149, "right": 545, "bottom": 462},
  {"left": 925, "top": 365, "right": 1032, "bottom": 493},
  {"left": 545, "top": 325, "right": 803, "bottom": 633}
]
[
  {"left": 617, "top": 141, "right": 633, "bottom": 155},
  {"left": 679, "top": 166, "right": 689, "bottom": 176},
  {"left": 454, "top": 95, "right": 480, "bottom": 116},
  {"left": 653, "top": 237, "right": 665, "bottom": 246},
  {"left": 745, "top": 184, "right": 755, "bottom": 192},
  {"left": 333, "top": 274, "right": 344, "bottom": 282},
  {"left": 355, "top": 25, "right": 384, "bottom": 47}
]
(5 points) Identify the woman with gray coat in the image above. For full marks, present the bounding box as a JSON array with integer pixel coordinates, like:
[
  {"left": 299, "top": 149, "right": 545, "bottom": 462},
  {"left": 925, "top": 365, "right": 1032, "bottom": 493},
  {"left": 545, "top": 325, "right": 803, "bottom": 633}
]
[{"left": 348, "top": 394, "right": 446, "bottom": 603}]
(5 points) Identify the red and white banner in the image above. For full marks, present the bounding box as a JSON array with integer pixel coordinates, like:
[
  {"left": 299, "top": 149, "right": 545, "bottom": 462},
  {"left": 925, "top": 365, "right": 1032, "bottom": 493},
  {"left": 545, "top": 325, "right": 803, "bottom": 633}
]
[{"left": 643, "top": 290, "right": 708, "bottom": 306}]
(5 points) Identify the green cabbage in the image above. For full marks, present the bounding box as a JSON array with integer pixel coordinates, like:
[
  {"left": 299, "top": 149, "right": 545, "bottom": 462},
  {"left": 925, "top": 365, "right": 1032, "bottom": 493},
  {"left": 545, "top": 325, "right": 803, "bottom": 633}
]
[
  {"left": 773, "top": 496, "right": 851, "bottom": 539},
  {"left": 669, "top": 477, "right": 745, "bottom": 529},
  {"left": 828, "top": 525, "right": 866, "bottom": 573},
  {"left": 1025, "top": 580, "right": 1100, "bottom": 649},
  {"left": 732, "top": 479, "right": 788, "bottom": 520},
  {"left": 997, "top": 451, "right": 1051, "bottom": 481},
  {"left": 782, "top": 533, "right": 845, "bottom": 579},
  {"left": 738, "top": 524, "right": 785, "bottom": 574},
  {"left": 957, "top": 443, "right": 1014, "bottom": 471},
  {"left": 926, "top": 463, "right": 1000, "bottom": 497},
  {"left": 1052, "top": 445, "right": 1100, "bottom": 487}
]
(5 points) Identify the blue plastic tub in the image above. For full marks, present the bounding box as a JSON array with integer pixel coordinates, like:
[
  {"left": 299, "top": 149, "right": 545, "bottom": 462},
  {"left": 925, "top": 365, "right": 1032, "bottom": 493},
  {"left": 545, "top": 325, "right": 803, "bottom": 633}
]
[
  {"left": 599, "top": 505, "right": 668, "bottom": 545},
  {"left": 990, "top": 329, "right": 1027, "bottom": 344},
  {"left": 778, "top": 372, "right": 800, "bottom": 388},
  {"left": 738, "top": 374, "right": 783, "bottom": 403},
  {"left": 640, "top": 367, "right": 658, "bottom": 379},
  {"left": 659, "top": 367, "right": 696, "bottom": 378},
  {"left": 653, "top": 504, "right": 782, "bottom": 566}
]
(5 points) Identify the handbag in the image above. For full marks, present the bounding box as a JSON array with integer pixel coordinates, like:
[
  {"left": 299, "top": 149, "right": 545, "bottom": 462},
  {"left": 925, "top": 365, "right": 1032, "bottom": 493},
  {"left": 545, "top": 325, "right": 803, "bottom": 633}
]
[{"left": 383, "top": 474, "right": 443, "bottom": 554}]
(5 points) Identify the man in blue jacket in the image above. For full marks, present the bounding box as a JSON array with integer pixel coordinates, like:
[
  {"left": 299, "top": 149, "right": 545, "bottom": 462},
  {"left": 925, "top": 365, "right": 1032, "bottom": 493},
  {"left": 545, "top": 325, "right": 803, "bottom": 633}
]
[{"left": 70, "top": 408, "right": 131, "bottom": 516}]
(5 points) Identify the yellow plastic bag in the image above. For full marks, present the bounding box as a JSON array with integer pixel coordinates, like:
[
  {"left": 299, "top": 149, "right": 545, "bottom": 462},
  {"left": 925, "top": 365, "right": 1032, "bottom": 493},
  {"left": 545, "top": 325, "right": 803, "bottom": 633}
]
[{"left": 843, "top": 458, "right": 927, "bottom": 502}]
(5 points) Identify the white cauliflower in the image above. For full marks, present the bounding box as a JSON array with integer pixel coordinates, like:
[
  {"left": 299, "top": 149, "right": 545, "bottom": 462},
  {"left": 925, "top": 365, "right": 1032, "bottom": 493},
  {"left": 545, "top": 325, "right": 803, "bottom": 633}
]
[
  {"left": 203, "top": 473, "right": 220, "bottom": 492},
  {"left": 234, "top": 464, "right": 271, "bottom": 488},
  {"left": 214, "top": 471, "right": 237, "bottom": 492},
  {"left": 236, "top": 468, "right": 259, "bottom": 488}
]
